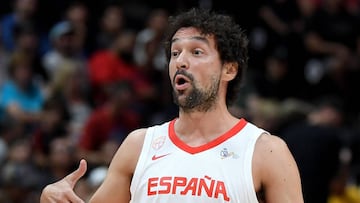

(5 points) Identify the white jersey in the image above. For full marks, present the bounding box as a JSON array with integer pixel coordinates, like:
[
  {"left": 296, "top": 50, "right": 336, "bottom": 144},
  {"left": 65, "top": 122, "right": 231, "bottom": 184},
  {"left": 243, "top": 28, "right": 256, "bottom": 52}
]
[{"left": 130, "top": 118, "right": 267, "bottom": 203}]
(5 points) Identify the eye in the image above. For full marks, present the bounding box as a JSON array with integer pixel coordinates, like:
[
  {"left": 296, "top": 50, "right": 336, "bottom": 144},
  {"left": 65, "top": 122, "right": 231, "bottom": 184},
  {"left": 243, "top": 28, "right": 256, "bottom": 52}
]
[
  {"left": 193, "top": 49, "right": 203, "bottom": 56},
  {"left": 171, "top": 50, "right": 179, "bottom": 57}
]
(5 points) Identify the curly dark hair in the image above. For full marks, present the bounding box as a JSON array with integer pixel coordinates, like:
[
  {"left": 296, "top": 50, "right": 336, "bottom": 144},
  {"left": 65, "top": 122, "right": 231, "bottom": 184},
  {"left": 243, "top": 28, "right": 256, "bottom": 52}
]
[{"left": 163, "top": 8, "right": 249, "bottom": 105}]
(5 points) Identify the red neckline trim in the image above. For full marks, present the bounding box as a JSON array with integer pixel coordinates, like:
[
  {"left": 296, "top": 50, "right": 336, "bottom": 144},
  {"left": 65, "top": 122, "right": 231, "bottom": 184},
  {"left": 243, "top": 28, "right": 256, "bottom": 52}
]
[{"left": 168, "top": 118, "right": 247, "bottom": 154}]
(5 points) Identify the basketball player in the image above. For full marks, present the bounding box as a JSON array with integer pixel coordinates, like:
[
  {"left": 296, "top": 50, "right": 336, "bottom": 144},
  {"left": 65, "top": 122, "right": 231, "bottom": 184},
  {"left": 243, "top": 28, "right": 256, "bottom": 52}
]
[{"left": 40, "top": 8, "right": 304, "bottom": 203}]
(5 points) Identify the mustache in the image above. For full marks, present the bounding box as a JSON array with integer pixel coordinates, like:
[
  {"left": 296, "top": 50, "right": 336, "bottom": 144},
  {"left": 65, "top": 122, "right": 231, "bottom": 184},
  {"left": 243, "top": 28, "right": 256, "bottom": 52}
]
[{"left": 173, "top": 69, "right": 194, "bottom": 83}]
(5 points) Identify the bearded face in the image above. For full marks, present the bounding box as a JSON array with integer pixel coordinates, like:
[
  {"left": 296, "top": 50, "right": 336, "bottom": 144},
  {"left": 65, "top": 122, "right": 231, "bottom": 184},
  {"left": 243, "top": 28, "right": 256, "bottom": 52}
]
[{"left": 172, "top": 69, "right": 220, "bottom": 113}]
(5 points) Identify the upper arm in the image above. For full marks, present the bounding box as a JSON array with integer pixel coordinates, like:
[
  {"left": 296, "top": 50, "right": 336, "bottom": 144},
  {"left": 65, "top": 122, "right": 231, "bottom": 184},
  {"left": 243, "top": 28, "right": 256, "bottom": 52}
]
[
  {"left": 253, "top": 133, "right": 304, "bottom": 203},
  {"left": 89, "top": 128, "right": 147, "bottom": 203}
]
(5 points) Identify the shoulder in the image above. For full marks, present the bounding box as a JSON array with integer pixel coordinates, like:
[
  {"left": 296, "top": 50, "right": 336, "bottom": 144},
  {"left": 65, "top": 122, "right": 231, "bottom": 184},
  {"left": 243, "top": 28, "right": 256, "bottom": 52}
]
[
  {"left": 110, "top": 121, "right": 173, "bottom": 171},
  {"left": 255, "top": 133, "right": 289, "bottom": 154},
  {"left": 117, "top": 121, "right": 171, "bottom": 149},
  {"left": 124, "top": 128, "right": 148, "bottom": 146},
  {"left": 253, "top": 133, "right": 294, "bottom": 170},
  {"left": 253, "top": 133, "right": 303, "bottom": 201},
  {"left": 89, "top": 128, "right": 150, "bottom": 202},
  {"left": 252, "top": 132, "right": 293, "bottom": 183},
  {"left": 107, "top": 128, "right": 149, "bottom": 176}
]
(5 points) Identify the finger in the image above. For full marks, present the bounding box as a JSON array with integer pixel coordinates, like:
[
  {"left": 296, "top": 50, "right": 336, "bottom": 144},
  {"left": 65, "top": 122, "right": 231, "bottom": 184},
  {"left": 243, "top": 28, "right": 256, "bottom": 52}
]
[
  {"left": 65, "top": 191, "right": 85, "bottom": 203},
  {"left": 65, "top": 159, "right": 87, "bottom": 188}
]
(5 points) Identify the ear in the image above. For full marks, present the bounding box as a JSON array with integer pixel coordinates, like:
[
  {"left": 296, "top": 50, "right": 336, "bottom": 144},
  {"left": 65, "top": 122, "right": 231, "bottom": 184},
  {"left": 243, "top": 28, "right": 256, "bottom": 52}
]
[{"left": 222, "top": 62, "right": 238, "bottom": 81}]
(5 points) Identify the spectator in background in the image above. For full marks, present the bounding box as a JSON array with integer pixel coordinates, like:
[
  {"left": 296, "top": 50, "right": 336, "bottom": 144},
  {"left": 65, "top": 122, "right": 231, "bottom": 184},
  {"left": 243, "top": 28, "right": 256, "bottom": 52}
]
[
  {"left": 0, "top": 138, "right": 42, "bottom": 203},
  {"left": 327, "top": 164, "right": 360, "bottom": 203},
  {"left": 245, "top": 96, "right": 284, "bottom": 134},
  {"left": 229, "top": 45, "right": 310, "bottom": 129},
  {"left": 255, "top": 0, "right": 317, "bottom": 95},
  {"left": 303, "top": 0, "right": 360, "bottom": 113},
  {"left": 0, "top": 118, "right": 26, "bottom": 158},
  {"left": 95, "top": 3, "right": 125, "bottom": 50},
  {"left": 31, "top": 96, "right": 70, "bottom": 168},
  {"left": 0, "top": 27, "right": 11, "bottom": 86},
  {"left": 30, "top": 136, "right": 79, "bottom": 202},
  {"left": 88, "top": 29, "right": 155, "bottom": 107},
  {"left": 41, "top": 137, "right": 78, "bottom": 183},
  {"left": 41, "top": 20, "right": 88, "bottom": 86},
  {"left": 77, "top": 81, "right": 141, "bottom": 167},
  {"left": 344, "top": 0, "right": 360, "bottom": 16},
  {"left": 304, "top": 0, "right": 360, "bottom": 61},
  {"left": 63, "top": 1, "right": 91, "bottom": 57},
  {"left": 0, "top": 139, "right": 7, "bottom": 166},
  {"left": 258, "top": 0, "right": 301, "bottom": 50},
  {"left": 12, "top": 21, "right": 49, "bottom": 87},
  {"left": 250, "top": 0, "right": 304, "bottom": 72},
  {"left": 0, "top": 52, "right": 44, "bottom": 131},
  {"left": 132, "top": 8, "right": 171, "bottom": 124},
  {"left": 46, "top": 62, "right": 92, "bottom": 143},
  {"left": 0, "top": 0, "right": 38, "bottom": 52},
  {"left": 133, "top": 8, "right": 168, "bottom": 72},
  {"left": 250, "top": 45, "right": 296, "bottom": 101},
  {"left": 281, "top": 96, "right": 345, "bottom": 203},
  {"left": 348, "top": 119, "right": 360, "bottom": 188}
]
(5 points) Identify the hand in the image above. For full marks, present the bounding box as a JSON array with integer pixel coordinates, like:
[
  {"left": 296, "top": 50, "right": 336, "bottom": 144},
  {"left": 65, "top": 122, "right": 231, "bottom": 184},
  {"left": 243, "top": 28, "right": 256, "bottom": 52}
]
[{"left": 40, "top": 159, "right": 88, "bottom": 203}]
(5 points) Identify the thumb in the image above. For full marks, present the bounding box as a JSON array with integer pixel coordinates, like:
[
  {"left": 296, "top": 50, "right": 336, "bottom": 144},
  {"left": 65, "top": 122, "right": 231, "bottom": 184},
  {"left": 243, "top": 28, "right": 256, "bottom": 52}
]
[{"left": 65, "top": 159, "right": 87, "bottom": 188}]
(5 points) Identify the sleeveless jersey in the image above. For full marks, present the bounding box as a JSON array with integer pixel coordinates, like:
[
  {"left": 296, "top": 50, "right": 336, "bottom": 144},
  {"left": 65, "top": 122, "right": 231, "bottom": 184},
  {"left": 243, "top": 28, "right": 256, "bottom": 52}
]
[{"left": 130, "top": 118, "right": 267, "bottom": 203}]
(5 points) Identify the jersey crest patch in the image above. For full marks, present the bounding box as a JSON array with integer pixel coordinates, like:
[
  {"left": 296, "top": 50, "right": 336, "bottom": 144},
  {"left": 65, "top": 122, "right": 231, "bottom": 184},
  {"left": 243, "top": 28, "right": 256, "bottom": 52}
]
[
  {"left": 152, "top": 135, "right": 166, "bottom": 150},
  {"left": 220, "top": 148, "right": 239, "bottom": 159}
]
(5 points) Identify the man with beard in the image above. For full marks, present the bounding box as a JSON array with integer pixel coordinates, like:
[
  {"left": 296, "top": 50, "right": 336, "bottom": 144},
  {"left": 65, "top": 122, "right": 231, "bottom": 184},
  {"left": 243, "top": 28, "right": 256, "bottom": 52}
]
[{"left": 39, "top": 8, "right": 303, "bottom": 203}]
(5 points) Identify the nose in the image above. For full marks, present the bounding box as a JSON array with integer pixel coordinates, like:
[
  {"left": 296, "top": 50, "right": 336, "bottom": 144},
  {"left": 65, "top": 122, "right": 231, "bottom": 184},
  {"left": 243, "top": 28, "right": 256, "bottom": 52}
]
[{"left": 175, "top": 52, "right": 189, "bottom": 70}]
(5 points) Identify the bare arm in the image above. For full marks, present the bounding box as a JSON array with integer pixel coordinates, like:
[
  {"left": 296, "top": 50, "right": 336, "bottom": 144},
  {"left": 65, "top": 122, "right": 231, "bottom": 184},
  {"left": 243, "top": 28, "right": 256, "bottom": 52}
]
[
  {"left": 40, "top": 128, "right": 147, "bottom": 203},
  {"left": 7, "top": 103, "right": 41, "bottom": 123},
  {"left": 89, "top": 128, "right": 147, "bottom": 203},
  {"left": 253, "top": 133, "right": 304, "bottom": 203}
]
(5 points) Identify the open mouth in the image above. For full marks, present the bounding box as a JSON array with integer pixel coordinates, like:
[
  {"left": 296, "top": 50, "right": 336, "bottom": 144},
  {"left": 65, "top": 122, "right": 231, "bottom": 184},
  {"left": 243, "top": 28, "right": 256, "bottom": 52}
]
[
  {"left": 174, "top": 75, "right": 191, "bottom": 90},
  {"left": 177, "top": 77, "right": 186, "bottom": 85}
]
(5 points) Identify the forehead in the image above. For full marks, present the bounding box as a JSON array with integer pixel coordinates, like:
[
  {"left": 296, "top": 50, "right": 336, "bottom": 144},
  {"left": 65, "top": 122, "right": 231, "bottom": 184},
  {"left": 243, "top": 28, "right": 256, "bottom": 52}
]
[{"left": 171, "top": 27, "right": 215, "bottom": 46}]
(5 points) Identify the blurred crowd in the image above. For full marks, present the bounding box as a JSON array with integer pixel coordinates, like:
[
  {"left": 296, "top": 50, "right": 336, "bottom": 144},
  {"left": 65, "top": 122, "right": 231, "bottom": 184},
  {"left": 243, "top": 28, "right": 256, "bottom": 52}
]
[{"left": 0, "top": 0, "right": 359, "bottom": 202}]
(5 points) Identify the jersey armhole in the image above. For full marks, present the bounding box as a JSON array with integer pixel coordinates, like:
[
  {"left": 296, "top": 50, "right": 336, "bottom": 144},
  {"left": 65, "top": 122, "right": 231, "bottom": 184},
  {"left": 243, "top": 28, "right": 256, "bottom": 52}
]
[{"left": 130, "top": 126, "right": 155, "bottom": 197}]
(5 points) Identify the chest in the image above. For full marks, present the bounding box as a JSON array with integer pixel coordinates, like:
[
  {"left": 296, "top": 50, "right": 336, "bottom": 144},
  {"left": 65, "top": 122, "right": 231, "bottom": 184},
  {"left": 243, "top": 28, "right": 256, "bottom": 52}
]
[{"left": 131, "top": 130, "right": 260, "bottom": 203}]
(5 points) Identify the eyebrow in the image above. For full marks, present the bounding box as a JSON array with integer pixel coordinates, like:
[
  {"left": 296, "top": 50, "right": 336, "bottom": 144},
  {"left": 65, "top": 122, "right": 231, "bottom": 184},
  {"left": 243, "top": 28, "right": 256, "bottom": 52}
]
[{"left": 171, "top": 35, "right": 210, "bottom": 45}]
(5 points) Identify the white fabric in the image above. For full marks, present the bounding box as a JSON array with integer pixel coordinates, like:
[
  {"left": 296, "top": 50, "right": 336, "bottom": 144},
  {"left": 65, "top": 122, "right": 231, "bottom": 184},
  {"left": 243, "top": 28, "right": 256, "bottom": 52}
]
[{"left": 130, "top": 118, "right": 266, "bottom": 203}]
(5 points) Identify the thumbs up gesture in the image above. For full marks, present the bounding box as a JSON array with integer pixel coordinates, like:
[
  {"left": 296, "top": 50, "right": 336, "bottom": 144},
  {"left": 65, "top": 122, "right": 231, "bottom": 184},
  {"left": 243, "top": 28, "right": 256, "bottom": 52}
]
[{"left": 40, "top": 159, "right": 88, "bottom": 203}]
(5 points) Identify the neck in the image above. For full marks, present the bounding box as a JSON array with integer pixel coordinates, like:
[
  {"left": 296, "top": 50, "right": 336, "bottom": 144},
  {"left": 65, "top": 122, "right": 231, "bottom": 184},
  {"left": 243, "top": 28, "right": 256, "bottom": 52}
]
[{"left": 175, "top": 103, "right": 240, "bottom": 144}]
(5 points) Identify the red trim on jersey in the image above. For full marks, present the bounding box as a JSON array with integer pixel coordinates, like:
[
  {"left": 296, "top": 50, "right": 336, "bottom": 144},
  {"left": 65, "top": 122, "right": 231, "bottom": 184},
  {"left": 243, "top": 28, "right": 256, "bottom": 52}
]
[{"left": 169, "top": 118, "right": 247, "bottom": 154}]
